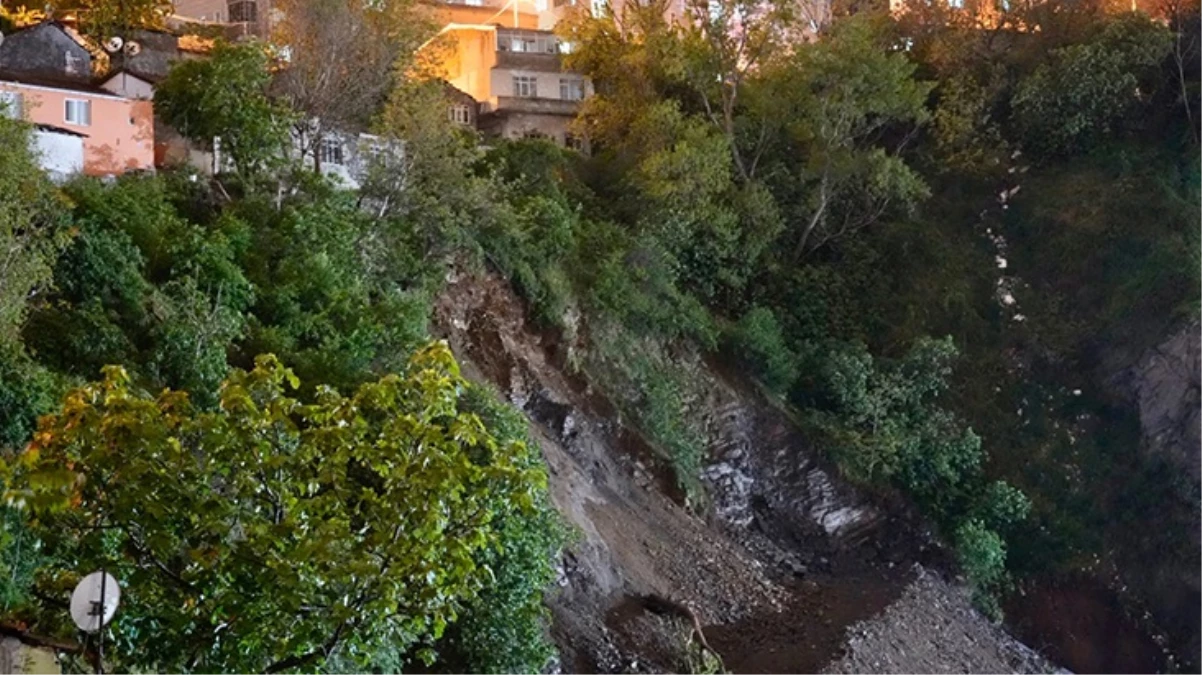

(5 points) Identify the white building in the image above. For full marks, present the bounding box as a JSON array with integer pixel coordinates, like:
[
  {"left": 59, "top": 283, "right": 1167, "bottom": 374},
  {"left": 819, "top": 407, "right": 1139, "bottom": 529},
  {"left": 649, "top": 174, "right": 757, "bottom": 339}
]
[{"left": 31, "top": 124, "right": 86, "bottom": 182}]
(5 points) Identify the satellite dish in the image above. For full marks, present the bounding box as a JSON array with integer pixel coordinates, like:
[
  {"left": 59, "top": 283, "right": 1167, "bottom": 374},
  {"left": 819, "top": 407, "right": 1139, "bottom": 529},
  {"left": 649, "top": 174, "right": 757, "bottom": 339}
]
[
  {"left": 103, "top": 36, "right": 124, "bottom": 53},
  {"left": 124, "top": 41, "right": 141, "bottom": 56},
  {"left": 69, "top": 571, "right": 120, "bottom": 633}
]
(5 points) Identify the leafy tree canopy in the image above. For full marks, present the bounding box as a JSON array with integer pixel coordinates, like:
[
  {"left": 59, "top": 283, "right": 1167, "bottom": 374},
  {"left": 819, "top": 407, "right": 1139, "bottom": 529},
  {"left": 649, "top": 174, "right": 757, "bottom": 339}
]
[{"left": 1, "top": 343, "right": 550, "bottom": 673}]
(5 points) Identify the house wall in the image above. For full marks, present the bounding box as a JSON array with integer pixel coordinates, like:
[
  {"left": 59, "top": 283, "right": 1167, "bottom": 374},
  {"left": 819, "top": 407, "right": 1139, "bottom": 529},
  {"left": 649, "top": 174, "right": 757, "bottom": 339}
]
[
  {"left": 32, "top": 129, "right": 85, "bottom": 181},
  {"left": 100, "top": 73, "right": 155, "bottom": 100},
  {"left": 0, "top": 82, "right": 154, "bottom": 176},
  {"left": 0, "top": 637, "right": 59, "bottom": 675},
  {"left": 436, "top": 4, "right": 541, "bottom": 28},
  {"left": 0, "top": 23, "right": 94, "bottom": 83},
  {"left": 444, "top": 28, "right": 499, "bottom": 102},
  {"left": 488, "top": 67, "right": 586, "bottom": 105},
  {"left": 172, "top": 0, "right": 230, "bottom": 21},
  {"left": 483, "top": 110, "right": 575, "bottom": 143}
]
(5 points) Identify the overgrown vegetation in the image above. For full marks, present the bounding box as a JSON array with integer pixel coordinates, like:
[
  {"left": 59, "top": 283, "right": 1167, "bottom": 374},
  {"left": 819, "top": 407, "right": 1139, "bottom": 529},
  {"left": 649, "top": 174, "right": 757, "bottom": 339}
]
[
  {"left": 0, "top": 0, "right": 1197, "bottom": 668},
  {"left": 466, "top": 0, "right": 1198, "bottom": 630},
  {"left": 0, "top": 27, "right": 567, "bottom": 670}
]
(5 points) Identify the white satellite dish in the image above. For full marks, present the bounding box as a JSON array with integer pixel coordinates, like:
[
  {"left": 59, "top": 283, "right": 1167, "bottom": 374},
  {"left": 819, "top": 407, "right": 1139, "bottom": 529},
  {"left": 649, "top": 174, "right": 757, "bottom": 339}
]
[
  {"left": 103, "top": 36, "right": 124, "bottom": 53},
  {"left": 69, "top": 571, "right": 120, "bottom": 633},
  {"left": 124, "top": 41, "right": 141, "bottom": 56}
]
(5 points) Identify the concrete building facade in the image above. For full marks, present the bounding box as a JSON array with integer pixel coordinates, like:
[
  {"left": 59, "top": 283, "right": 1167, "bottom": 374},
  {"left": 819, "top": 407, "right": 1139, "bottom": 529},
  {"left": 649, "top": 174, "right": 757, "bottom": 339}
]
[{"left": 435, "top": 20, "right": 589, "bottom": 146}]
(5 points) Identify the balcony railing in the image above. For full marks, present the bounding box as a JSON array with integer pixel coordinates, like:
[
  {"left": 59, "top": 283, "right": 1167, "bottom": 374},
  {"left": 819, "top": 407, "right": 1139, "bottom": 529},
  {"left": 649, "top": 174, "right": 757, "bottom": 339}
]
[
  {"left": 496, "top": 29, "right": 561, "bottom": 54},
  {"left": 491, "top": 96, "right": 580, "bottom": 116}
]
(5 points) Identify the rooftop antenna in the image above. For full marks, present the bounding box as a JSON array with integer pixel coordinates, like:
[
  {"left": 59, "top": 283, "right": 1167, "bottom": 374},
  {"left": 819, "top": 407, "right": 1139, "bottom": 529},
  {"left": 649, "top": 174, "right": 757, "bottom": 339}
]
[{"left": 69, "top": 571, "right": 120, "bottom": 674}]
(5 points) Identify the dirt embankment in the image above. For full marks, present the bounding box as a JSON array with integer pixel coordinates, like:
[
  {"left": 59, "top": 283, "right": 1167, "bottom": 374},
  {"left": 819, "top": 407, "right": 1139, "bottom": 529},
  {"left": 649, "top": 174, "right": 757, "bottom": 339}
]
[{"left": 433, "top": 267, "right": 1057, "bottom": 674}]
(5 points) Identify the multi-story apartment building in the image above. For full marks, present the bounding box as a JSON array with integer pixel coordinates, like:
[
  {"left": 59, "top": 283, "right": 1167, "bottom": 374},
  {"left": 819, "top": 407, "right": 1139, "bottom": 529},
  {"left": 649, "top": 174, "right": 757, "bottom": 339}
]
[
  {"left": 171, "top": 0, "right": 274, "bottom": 37},
  {"left": 437, "top": 16, "right": 591, "bottom": 146}
]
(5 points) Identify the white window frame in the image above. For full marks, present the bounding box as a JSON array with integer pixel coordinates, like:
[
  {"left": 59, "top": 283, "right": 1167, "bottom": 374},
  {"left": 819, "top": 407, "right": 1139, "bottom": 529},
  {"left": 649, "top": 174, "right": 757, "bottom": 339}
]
[
  {"left": 449, "top": 104, "right": 472, "bottom": 125},
  {"left": 0, "top": 91, "right": 21, "bottom": 119},
  {"left": 591, "top": 0, "right": 607, "bottom": 16},
  {"left": 64, "top": 98, "right": 91, "bottom": 126},
  {"left": 318, "top": 136, "right": 345, "bottom": 166},
  {"left": 513, "top": 75, "right": 538, "bottom": 98},
  {"left": 559, "top": 78, "right": 584, "bottom": 101}
]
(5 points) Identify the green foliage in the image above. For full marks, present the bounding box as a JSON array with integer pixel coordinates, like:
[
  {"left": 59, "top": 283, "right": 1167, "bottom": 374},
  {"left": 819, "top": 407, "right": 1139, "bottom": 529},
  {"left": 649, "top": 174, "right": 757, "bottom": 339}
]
[
  {"left": 471, "top": 140, "right": 580, "bottom": 328},
  {"left": 23, "top": 175, "right": 251, "bottom": 406},
  {"left": 2, "top": 343, "right": 549, "bottom": 673},
  {"left": 0, "top": 507, "right": 41, "bottom": 612},
  {"left": 155, "top": 41, "right": 294, "bottom": 178},
  {"left": 436, "top": 385, "right": 567, "bottom": 674},
  {"left": 974, "top": 480, "right": 1032, "bottom": 533},
  {"left": 49, "top": 0, "right": 172, "bottom": 38},
  {"left": 955, "top": 519, "right": 1008, "bottom": 596},
  {"left": 227, "top": 187, "right": 432, "bottom": 393},
  {"left": 805, "top": 337, "right": 982, "bottom": 505},
  {"left": 0, "top": 345, "right": 57, "bottom": 451},
  {"left": 753, "top": 13, "right": 933, "bottom": 258},
  {"left": 1012, "top": 14, "right": 1174, "bottom": 157},
  {"left": 726, "top": 306, "right": 798, "bottom": 395},
  {"left": 0, "top": 114, "right": 70, "bottom": 348},
  {"left": 579, "top": 223, "right": 718, "bottom": 348}
]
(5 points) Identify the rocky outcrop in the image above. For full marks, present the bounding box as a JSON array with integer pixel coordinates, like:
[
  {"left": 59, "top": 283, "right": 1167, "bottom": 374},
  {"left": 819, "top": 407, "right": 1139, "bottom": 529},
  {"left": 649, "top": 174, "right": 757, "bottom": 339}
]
[
  {"left": 1125, "top": 320, "right": 1201, "bottom": 485},
  {"left": 433, "top": 267, "right": 1055, "bottom": 674},
  {"left": 1100, "top": 321, "right": 1202, "bottom": 669}
]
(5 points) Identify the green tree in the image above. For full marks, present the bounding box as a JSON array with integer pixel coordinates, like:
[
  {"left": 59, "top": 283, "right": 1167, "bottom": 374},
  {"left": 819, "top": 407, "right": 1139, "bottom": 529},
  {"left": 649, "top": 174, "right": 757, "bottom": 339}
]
[
  {"left": 805, "top": 336, "right": 983, "bottom": 512},
  {"left": 155, "top": 41, "right": 293, "bottom": 179},
  {"left": 726, "top": 306, "right": 798, "bottom": 395},
  {"left": 753, "top": 14, "right": 932, "bottom": 259},
  {"left": 1011, "top": 13, "right": 1173, "bottom": 157},
  {"left": 0, "top": 114, "right": 70, "bottom": 349},
  {"left": 2, "top": 342, "right": 549, "bottom": 673}
]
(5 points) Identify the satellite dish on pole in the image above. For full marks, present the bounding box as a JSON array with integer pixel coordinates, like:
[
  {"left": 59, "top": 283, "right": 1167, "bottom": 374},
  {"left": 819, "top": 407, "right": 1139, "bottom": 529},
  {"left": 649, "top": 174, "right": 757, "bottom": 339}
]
[{"left": 69, "top": 571, "right": 120, "bottom": 633}]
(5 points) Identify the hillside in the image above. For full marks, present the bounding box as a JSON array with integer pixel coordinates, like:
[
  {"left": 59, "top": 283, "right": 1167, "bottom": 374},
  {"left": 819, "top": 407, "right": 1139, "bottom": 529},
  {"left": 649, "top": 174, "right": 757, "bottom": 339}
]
[{"left": 0, "top": 0, "right": 1198, "bottom": 672}]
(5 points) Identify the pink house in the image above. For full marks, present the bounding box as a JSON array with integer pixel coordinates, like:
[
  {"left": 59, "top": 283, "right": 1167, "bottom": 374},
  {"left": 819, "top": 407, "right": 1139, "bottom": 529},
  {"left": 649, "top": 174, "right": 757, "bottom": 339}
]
[
  {"left": 0, "top": 80, "right": 155, "bottom": 176},
  {"left": 0, "top": 21, "right": 154, "bottom": 177}
]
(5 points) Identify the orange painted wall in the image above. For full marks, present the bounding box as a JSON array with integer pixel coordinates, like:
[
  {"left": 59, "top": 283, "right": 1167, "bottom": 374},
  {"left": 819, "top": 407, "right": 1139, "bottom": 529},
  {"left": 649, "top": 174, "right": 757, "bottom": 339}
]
[
  {"left": 435, "top": 3, "right": 541, "bottom": 28},
  {"left": 0, "top": 81, "right": 154, "bottom": 176},
  {"left": 442, "top": 27, "right": 500, "bottom": 102}
]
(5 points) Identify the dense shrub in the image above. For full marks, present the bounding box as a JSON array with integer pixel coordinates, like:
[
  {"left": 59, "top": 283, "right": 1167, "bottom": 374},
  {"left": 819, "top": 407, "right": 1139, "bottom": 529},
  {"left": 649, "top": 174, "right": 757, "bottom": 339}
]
[{"left": 726, "top": 306, "right": 799, "bottom": 395}]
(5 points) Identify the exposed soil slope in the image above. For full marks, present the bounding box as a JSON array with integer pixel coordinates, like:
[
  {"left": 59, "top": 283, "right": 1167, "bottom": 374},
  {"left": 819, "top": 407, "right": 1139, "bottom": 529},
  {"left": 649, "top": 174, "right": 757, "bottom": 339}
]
[{"left": 433, "top": 267, "right": 1057, "bottom": 674}]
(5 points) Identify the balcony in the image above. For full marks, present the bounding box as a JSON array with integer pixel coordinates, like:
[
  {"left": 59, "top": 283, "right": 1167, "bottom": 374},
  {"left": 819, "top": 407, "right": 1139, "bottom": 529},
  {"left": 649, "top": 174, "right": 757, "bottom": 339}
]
[
  {"left": 491, "top": 96, "right": 580, "bottom": 116},
  {"left": 495, "top": 49, "right": 564, "bottom": 71}
]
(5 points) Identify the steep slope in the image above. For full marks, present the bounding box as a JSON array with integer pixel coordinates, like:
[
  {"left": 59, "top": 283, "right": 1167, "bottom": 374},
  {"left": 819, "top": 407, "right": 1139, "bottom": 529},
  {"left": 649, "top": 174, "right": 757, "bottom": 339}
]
[{"left": 433, "top": 267, "right": 1057, "bottom": 674}]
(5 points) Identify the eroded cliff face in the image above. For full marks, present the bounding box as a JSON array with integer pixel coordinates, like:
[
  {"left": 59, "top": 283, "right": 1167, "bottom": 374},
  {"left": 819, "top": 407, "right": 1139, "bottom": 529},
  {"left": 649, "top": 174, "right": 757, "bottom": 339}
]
[
  {"left": 433, "top": 267, "right": 1055, "bottom": 674},
  {"left": 1107, "top": 320, "right": 1202, "bottom": 670}
]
